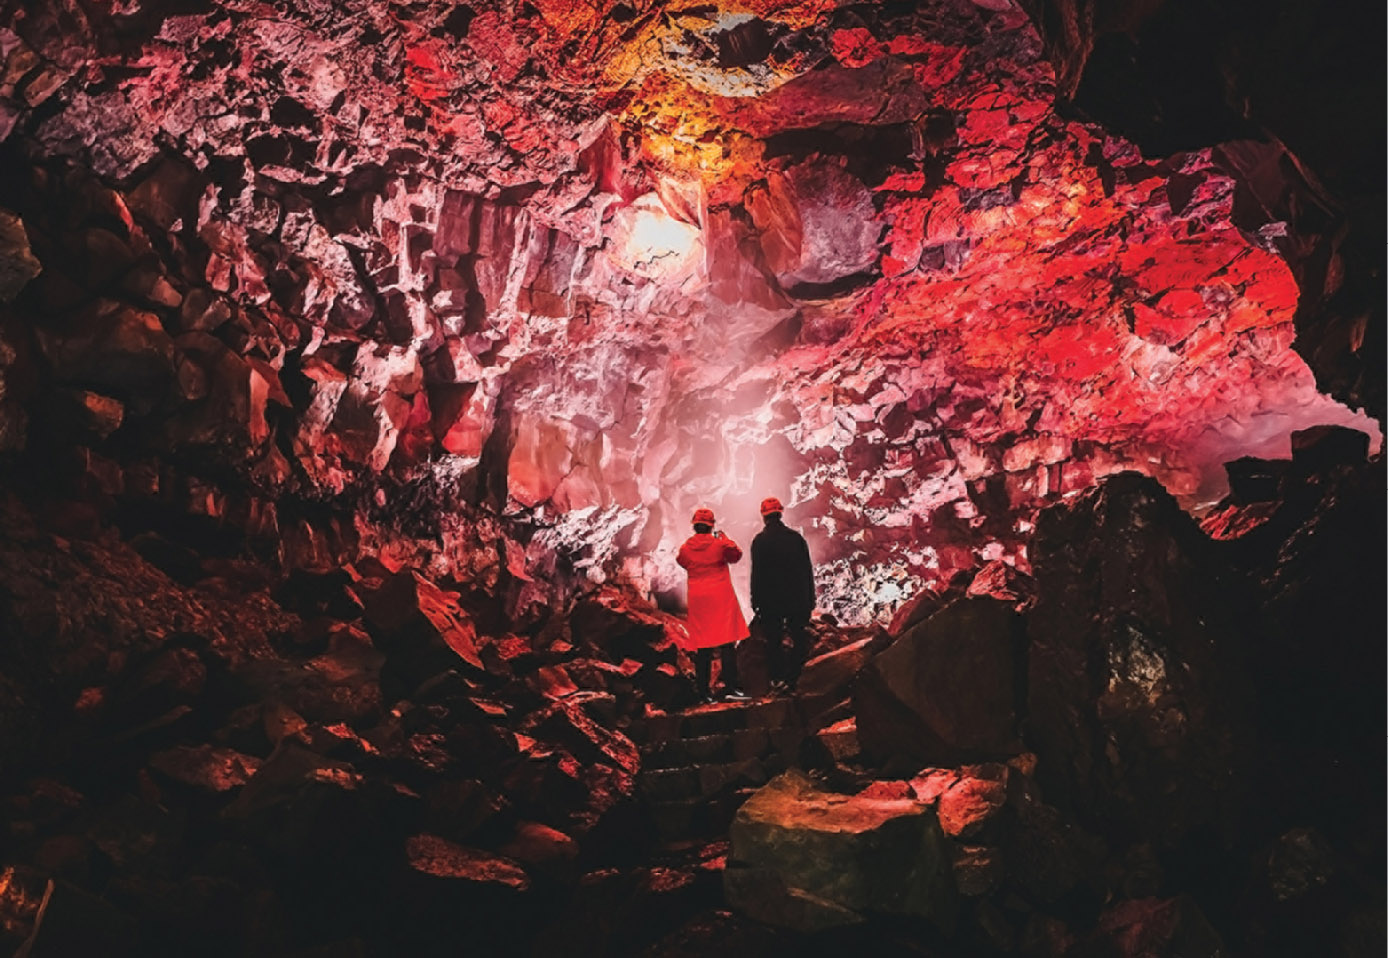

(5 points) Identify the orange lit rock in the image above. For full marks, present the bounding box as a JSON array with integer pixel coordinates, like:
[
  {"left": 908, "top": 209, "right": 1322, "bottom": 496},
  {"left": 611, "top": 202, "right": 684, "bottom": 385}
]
[
  {"left": 726, "top": 770, "right": 955, "bottom": 931},
  {"left": 405, "top": 834, "right": 530, "bottom": 890}
]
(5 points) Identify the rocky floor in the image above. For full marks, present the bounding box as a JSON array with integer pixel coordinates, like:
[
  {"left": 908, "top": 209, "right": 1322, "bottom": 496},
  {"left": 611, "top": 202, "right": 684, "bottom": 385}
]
[{"left": 0, "top": 432, "right": 1384, "bottom": 957}]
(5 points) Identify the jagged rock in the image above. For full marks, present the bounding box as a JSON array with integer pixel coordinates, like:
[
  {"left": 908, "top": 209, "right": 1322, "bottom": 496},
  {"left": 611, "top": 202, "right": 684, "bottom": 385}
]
[
  {"left": 965, "top": 559, "right": 1035, "bottom": 606},
  {"left": 569, "top": 588, "right": 682, "bottom": 666},
  {"left": 815, "top": 717, "right": 861, "bottom": 763},
  {"left": 358, "top": 568, "right": 483, "bottom": 674},
  {"left": 725, "top": 770, "right": 955, "bottom": 932},
  {"left": 500, "top": 744, "right": 592, "bottom": 825},
  {"left": 166, "top": 332, "right": 280, "bottom": 448},
  {"left": 854, "top": 597, "right": 1025, "bottom": 762},
  {"left": 0, "top": 209, "right": 41, "bottom": 301},
  {"left": 795, "top": 633, "right": 885, "bottom": 727},
  {"left": 394, "top": 833, "right": 534, "bottom": 951},
  {"left": 240, "top": 630, "right": 383, "bottom": 725},
  {"left": 1078, "top": 896, "right": 1225, "bottom": 958},
  {"left": 147, "top": 745, "right": 262, "bottom": 793},
  {"left": 887, "top": 573, "right": 972, "bottom": 636},
  {"left": 53, "top": 389, "right": 123, "bottom": 439},
  {"left": 910, "top": 764, "right": 1009, "bottom": 839},
  {"left": 747, "top": 158, "right": 880, "bottom": 291},
  {"left": 33, "top": 303, "right": 176, "bottom": 406},
  {"left": 1027, "top": 472, "right": 1255, "bottom": 848},
  {"left": 498, "top": 820, "right": 579, "bottom": 881},
  {"left": 520, "top": 698, "right": 640, "bottom": 776},
  {"left": 404, "top": 834, "right": 529, "bottom": 891},
  {"left": 222, "top": 741, "right": 409, "bottom": 911}
]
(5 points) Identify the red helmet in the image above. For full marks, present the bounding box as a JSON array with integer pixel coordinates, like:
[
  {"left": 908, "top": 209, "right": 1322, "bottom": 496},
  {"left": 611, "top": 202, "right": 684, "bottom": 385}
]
[
  {"left": 759, "top": 497, "right": 784, "bottom": 517},
  {"left": 691, "top": 507, "right": 716, "bottom": 526}
]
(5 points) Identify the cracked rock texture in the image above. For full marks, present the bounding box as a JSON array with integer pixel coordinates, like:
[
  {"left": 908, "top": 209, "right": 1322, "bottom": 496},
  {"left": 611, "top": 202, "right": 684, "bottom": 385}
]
[{"left": 0, "top": 0, "right": 1380, "bottom": 622}]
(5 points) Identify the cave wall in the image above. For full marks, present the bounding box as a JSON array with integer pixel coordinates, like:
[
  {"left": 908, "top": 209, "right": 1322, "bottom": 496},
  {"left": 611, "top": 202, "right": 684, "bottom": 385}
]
[
  {"left": 0, "top": 0, "right": 1380, "bottom": 622},
  {"left": 1018, "top": 0, "right": 1386, "bottom": 419}
]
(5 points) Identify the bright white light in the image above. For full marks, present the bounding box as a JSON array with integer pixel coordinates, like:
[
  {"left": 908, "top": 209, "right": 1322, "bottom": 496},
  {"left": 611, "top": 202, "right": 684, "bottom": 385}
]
[
  {"left": 611, "top": 193, "right": 702, "bottom": 278},
  {"left": 630, "top": 207, "right": 697, "bottom": 260}
]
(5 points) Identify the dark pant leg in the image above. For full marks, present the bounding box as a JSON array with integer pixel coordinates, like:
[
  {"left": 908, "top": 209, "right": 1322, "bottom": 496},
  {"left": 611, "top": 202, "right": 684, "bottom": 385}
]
[
  {"left": 694, "top": 648, "right": 712, "bottom": 697},
  {"left": 785, "top": 617, "right": 811, "bottom": 686},
  {"left": 718, "top": 643, "right": 740, "bottom": 692},
  {"left": 761, "top": 612, "right": 790, "bottom": 684}
]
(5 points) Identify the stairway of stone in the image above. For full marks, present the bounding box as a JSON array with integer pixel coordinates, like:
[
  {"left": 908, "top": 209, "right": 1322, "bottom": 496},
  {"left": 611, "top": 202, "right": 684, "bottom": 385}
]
[{"left": 626, "top": 697, "right": 808, "bottom": 845}]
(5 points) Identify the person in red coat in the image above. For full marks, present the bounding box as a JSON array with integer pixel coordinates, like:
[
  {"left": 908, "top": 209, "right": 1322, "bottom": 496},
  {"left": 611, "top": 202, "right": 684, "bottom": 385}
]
[{"left": 677, "top": 507, "right": 750, "bottom": 702}]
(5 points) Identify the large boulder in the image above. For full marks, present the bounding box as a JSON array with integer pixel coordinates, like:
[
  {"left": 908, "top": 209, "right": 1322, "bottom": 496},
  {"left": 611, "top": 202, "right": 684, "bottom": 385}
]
[
  {"left": 568, "top": 587, "right": 683, "bottom": 667},
  {"left": 745, "top": 158, "right": 880, "bottom": 291},
  {"left": 724, "top": 770, "right": 955, "bottom": 933},
  {"left": 1026, "top": 472, "right": 1255, "bottom": 848},
  {"left": 794, "top": 633, "right": 884, "bottom": 728},
  {"left": 853, "top": 597, "right": 1026, "bottom": 763},
  {"left": 357, "top": 568, "right": 483, "bottom": 695},
  {"left": 391, "top": 833, "right": 533, "bottom": 954},
  {"left": 33, "top": 302, "right": 176, "bottom": 408}
]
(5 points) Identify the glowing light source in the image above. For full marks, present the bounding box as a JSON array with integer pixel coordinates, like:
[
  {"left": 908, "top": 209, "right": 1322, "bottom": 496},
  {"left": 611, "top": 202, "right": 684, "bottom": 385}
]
[{"left": 610, "top": 193, "right": 703, "bottom": 278}]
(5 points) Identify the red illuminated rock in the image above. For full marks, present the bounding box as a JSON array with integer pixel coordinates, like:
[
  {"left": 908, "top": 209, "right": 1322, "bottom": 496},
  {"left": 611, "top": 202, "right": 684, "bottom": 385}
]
[
  {"left": 148, "top": 745, "right": 262, "bottom": 793},
  {"left": 520, "top": 699, "right": 640, "bottom": 777},
  {"left": 358, "top": 568, "right": 482, "bottom": 671},
  {"left": 34, "top": 304, "right": 176, "bottom": 406},
  {"left": 746, "top": 159, "right": 880, "bottom": 290},
  {"left": 497, "top": 820, "right": 578, "bottom": 880},
  {"left": 405, "top": 834, "right": 529, "bottom": 890},
  {"left": 725, "top": 770, "right": 955, "bottom": 932},
  {"left": 0, "top": 0, "right": 1375, "bottom": 629},
  {"left": 794, "top": 633, "right": 885, "bottom": 728},
  {"left": 916, "top": 764, "right": 1009, "bottom": 839}
]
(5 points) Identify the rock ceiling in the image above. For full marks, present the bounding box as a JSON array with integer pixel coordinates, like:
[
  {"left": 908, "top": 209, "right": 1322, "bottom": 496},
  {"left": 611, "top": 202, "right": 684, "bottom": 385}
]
[{"left": 0, "top": 0, "right": 1379, "bottom": 622}]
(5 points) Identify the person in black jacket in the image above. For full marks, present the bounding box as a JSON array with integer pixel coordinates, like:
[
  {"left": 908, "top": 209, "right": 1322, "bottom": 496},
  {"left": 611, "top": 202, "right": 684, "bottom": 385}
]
[{"left": 750, "top": 497, "right": 815, "bottom": 692}]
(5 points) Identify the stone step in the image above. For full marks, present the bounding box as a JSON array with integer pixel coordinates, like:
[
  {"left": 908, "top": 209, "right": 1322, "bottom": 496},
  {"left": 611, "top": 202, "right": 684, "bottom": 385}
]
[
  {"left": 640, "top": 755, "right": 786, "bottom": 801},
  {"left": 639, "top": 767, "right": 702, "bottom": 802},
  {"left": 731, "top": 727, "right": 770, "bottom": 762},
  {"left": 649, "top": 789, "right": 757, "bottom": 843},
  {"left": 697, "top": 758, "right": 768, "bottom": 797},
  {"left": 640, "top": 733, "right": 735, "bottom": 770},
  {"left": 633, "top": 697, "right": 817, "bottom": 844},
  {"left": 633, "top": 697, "right": 804, "bottom": 745}
]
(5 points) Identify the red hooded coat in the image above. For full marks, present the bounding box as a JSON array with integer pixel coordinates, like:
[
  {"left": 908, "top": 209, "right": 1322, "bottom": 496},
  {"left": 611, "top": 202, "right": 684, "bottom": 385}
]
[{"left": 676, "top": 533, "right": 748, "bottom": 650}]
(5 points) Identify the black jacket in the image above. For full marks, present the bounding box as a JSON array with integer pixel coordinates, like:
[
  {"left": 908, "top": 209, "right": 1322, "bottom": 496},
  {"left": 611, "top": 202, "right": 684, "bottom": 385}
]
[{"left": 750, "top": 517, "right": 815, "bottom": 617}]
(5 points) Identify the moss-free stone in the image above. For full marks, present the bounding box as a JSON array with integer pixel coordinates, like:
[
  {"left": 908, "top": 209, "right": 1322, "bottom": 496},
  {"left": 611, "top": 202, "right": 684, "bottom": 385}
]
[{"left": 725, "top": 770, "right": 956, "bottom": 932}]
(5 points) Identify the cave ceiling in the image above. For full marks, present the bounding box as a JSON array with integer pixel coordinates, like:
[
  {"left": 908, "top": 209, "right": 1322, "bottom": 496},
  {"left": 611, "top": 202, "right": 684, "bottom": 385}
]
[{"left": 0, "top": 0, "right": 1380, "bottom": 623}]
